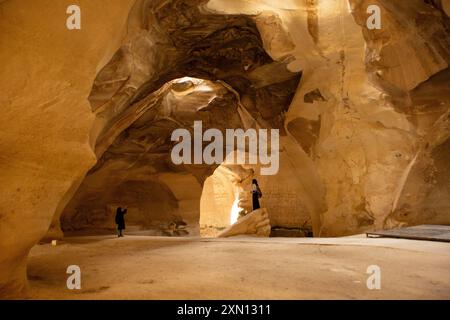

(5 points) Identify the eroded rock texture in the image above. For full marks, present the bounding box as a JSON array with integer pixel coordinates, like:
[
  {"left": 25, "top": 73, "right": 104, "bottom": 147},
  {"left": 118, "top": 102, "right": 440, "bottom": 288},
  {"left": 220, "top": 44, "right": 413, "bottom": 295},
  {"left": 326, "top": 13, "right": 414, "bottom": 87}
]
[
  {"left": 217, "top": 208, "right": 271, "bottom": 238},
  {"left": 0, "top": 0, "right": 449, "bottom": 297},
  {"left": 0, "top": 0, "right": 136, "bottom": 297},
  {"left": 59, "top": 0, "right": 302, "bottom": 235},
  {"left": 89, "top": 0, "right": 300, "bottom": 157},
  {"left": 277, "top": 0, "right": 450, "bottom": 236}
]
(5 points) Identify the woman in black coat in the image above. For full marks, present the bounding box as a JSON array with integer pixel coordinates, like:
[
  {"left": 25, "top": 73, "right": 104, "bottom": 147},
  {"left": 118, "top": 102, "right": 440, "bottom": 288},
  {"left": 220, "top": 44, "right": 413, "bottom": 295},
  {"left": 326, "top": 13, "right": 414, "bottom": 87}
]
[
  {"left": 115, "top": 207, "right": 127, "bottom": 237},
  {"left": 251, "top": 179, "right": 262, "bottom": 211}
]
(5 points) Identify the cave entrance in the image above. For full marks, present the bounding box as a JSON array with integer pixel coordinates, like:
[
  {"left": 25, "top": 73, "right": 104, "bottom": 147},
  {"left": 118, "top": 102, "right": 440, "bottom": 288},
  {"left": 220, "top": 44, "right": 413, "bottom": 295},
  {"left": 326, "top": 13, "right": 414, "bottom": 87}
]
[{"left": 199, "top": 164, "right": 255, "bottom": 237}]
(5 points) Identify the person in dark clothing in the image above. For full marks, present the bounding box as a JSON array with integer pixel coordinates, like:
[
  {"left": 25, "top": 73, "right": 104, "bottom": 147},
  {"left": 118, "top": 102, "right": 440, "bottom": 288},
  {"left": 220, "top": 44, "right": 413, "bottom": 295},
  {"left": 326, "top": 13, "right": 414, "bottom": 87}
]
[
  {"left": 251, "top": 179, "right": 262, "bottom": 211},
  {"left": 115, "top": 207, "right": 127, "bottom": 237}
]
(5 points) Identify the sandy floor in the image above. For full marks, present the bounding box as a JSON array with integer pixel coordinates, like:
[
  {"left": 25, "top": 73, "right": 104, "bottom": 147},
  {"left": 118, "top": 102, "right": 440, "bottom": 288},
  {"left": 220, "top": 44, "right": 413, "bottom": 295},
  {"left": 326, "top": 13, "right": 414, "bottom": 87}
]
[{"left": 26, "top": 235, "right": 450, "bottom": 300}]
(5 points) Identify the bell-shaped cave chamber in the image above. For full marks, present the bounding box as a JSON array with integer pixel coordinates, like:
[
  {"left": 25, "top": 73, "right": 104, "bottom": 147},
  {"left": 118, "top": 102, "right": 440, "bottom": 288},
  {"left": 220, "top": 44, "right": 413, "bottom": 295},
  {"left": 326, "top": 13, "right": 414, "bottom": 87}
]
[
  {"left": 60, "top": 77, "right": 252, "bottom": 237},
  {"left": 60, "top": 72, "right": 308, "bottom": 237},
  {"left": 57, "top": 0, "right": 315, "bottom": 239}
]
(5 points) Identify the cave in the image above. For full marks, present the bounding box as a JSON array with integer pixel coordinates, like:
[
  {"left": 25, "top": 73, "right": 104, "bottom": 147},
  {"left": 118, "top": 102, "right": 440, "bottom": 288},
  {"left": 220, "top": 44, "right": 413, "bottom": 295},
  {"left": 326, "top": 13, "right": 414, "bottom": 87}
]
[
  {"left": 1, "top": 0, "right": 450, "bottom": 300},
  {"left": 57, "top": 2, "right": 305, "bottom": 239}
]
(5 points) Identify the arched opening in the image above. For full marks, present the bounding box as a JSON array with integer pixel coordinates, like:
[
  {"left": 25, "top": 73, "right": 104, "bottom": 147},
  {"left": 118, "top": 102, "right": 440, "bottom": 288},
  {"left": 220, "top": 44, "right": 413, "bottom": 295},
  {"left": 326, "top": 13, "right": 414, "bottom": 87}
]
[
  {"left": 56, "top": 0, "right": 309, "bottom": 239},
  {"left": 58, "top": 72, "right": 311, "bottom": 238}
]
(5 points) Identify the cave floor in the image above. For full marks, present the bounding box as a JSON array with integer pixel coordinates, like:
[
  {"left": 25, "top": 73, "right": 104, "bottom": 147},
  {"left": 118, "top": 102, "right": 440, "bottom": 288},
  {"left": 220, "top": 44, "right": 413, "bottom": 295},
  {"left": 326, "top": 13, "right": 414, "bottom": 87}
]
[{"left": 26, "top": 235, "right": 450, "bottom": 300}]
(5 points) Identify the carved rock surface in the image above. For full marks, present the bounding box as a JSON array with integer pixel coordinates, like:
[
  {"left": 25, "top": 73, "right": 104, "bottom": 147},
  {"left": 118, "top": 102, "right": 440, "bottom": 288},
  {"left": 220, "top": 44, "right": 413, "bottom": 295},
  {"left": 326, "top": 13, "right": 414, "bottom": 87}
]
[
  {"left": 217, "top": 208, "right": 271, "bottom": 238},
  {"left": 1, "top": 0, "right": 449, "bottom": 297}
]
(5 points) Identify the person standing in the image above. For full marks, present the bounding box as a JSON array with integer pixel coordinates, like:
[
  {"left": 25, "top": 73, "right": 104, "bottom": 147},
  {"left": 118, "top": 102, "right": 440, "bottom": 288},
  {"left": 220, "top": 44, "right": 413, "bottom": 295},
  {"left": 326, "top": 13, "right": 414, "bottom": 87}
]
[
  {"left": 251, "top": 179, "right": 262, "bottom": 211},
  {"left": 115, "top": 206, "right": 127, "bottom": 237}
]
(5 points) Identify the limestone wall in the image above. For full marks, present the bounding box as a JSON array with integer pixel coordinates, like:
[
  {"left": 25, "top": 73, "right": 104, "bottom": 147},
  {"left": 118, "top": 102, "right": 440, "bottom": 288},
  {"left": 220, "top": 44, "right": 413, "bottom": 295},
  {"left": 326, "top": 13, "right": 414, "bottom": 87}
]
[
  {"left": 0, "top": 0, "right": 449, "bottom": 297},
  {"left": 0, "top": 0, "right": 136, "bottom": 297}
]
